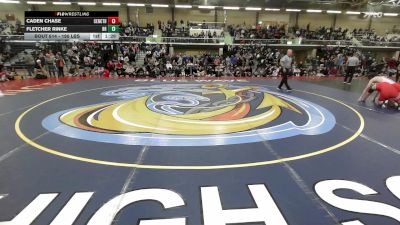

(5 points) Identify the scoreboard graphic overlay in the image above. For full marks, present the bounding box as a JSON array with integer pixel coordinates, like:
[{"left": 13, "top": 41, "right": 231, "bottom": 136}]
[{"left": 24, "top": 11, "right": 119, "bottom": 41}]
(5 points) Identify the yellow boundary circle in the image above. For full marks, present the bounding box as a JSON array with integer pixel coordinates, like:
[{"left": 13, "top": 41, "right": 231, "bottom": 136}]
[{"left": 15, "top": 85, "right": 365, "bottom": 170}]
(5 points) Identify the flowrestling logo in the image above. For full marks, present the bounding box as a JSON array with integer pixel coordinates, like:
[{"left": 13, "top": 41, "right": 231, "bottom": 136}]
[{"left": 42, "top": 84, "right": 336, "bottom": 146}]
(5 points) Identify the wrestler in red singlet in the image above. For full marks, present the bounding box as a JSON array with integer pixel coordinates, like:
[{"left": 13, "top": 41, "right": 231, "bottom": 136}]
[
  {"left": 393, "top": 83, "right": 400, "bottom": 92},
  {"left": 392, "top": 83, "right": 400, "bottom": 103},
  {"left": 375, "top": 82, "right": 399, "bottom": 102}
]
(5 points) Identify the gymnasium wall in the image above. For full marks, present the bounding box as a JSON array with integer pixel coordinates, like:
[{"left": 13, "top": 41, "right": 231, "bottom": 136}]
[
  {"left": 1, "top": 3, "right": 400, "bottom": 35},
  {"left": 175, "top": 9, "right": 215, "bottom": 23},
  {"left": 79, "top": 6, "right": 128, "bottom": 23},
  {"left": 371, "top": 17, "right": 400, "bottom": 34},
  {"left": 297, "top": 13, "right": 335, "bottom": 30},
  {"left": 135, "top": 7, "right": 170, "bottom": 26},
  {"left": 225, "top": 10, "right": 255, "bottom": 26},
  {"left": 0, "top": 4, "right": 29, "bottom": 24},
  {"left": 259, "top": 13, "right": 290, "bottom": 26},
  {"left": 336, "top": 15, "right": 370, "bottom": 30}
]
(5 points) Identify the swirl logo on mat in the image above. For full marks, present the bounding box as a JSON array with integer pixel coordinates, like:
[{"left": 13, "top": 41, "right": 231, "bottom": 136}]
[{"left": 42, "top": 84, "right": 336, "bottom": 146}]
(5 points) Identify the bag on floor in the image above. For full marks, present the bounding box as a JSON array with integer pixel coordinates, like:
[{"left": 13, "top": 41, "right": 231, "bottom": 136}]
[
  {"left": 69, "top": 68, "right": 76, "bottom": 74},
  {"left": 35, "top": 73, "right": 47, "bottom": 79}
]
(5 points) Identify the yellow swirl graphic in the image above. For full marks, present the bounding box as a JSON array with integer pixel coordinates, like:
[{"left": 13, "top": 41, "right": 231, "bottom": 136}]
[{"left": 60, "top": 85, "right": 301, "bottom": 135}]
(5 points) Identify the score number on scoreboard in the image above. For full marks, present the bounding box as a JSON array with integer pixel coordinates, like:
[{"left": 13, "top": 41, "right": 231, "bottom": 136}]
[
  {"left": 105, "top": 16, "right": 119, "bottom": 33},
  {"left": 24, "top": 11, "right": 120, "bottom": 41}
]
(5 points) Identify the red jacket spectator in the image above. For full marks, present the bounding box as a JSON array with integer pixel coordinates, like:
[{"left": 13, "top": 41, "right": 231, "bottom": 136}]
[
  {"left": 387, "top": 58, "right": 398, "bottom": 69},
  {"left": 103, "top": 69, "right": 110, "bottom": 78},
  {"left": 106, "top": 61, "right": 115, "bottom": 71},
  {"left": 115, "top": 62, "right": 123, "bottom": 69}
]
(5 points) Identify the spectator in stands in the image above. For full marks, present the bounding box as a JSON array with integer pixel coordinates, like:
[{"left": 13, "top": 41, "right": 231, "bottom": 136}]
[
  {"left": 8, "top": 67, "right": 18, "bottom": 80},
  {"left": 103, "top": 68, "right": 110, "bottom": 78},
  {"left": 119, "top": 21, "right": 154, "bottom": 37},
  {"left": 55, "top": 53, "right": 65, "bottom": 77},
  {"left": 70, "top": 53, "right": 80, "bottom": 76},
  {"left": 230, "top": 24, "right": 287, "bottom": 41},
  {"left": 83, "top": 54, "right": 92, "bottom": 77},
  {"left": 45, "top": 50, "right": 56, "bottom": 77},
  {"left": 34, "top": 59, "right": 46, "bottom": 79},
  {"left": 125, "top": 64, "right": 135, "bottom": 77},
  {"left": 38, "top": 53, "right": 46, "bottom": 70},
  {"left": 387, "top": 57, "right": 398, "bottom": 77},
  {"left": 354, "top": 28, "right": 400, "bottom": 45},
  {"left": 15, "top": 18, "right": 21, "bottom": 31},
  {"left": 106, "top": 60, "right": 115, "bottom": 76},
  {"left": 397, "top": 63, "right": 400, "bottom": 82},
  {"left": 23, "top": 51, "right": 35, "bottom": 77},
  {"left": 0, "top": 65, "right": 8, "bottom": 82}
]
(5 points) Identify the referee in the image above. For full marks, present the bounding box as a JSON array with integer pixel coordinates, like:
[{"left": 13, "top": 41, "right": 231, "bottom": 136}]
[
  {"left": 278, "top": 49, "right": 293, "bottom": 91},
  {"left": 344, "top": 53, "right": 360, "bottom": 85}
]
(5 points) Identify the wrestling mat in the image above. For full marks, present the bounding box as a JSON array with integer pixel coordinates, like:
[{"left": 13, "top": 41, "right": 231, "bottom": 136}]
[{"left": 0, "top": 78, "right": 399, "bottom": 225}]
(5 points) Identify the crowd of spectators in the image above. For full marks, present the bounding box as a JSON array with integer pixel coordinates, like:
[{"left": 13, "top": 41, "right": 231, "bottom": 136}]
[
  {"left": 117, "top": 21, "right": 399, "bottom": 45},
  {"left": 353, "top": 28, "right": 400, "bottom": 43},
  {"left": 229, "top": 24, "right": 400, "bottom": 44},
  {"left": 0, "top": 16, "right": 398, "bottom": 83},
  {"left": 2, "top": 43, "right": 283, "bottom": 80},
  {"left": 159, "top": 20, "right": 224, "bottom": 40},
  {"left": 1, "top": 41, "right": 398, "bottom": 82},
  {"left": 290, "top": 25, "right": 351, "bottom": 40},
  {"left": 0, "top": 53, "right": 12, "bottom": 65},
  {"left": 1, "top": 17, "right": 399, "bottom": 46},
  {"left": 4, "top": 42, "right": 141, "bottom": 79},
  {"left": 0, "top": 19, "right": 399, "bottom": 82},
  {"left": 229, "top": 24, "right": 287, "bottom": 40},
  {"left": 159, "top": 20, "right": 224, "bottom": 44},
  {"left": 304, "top": 46, "right": 361, "bottom": 76},
  {"left": 190, "top": 30, "right": 224, "bottom": 39},
  {"left": 139, "top": 44, "right": 260, "bottom": 77},
  {"left": 0, "top": 21, "right": 10, "bottom": 35},
  {"left": 159, "top": 20, "right": 188, "bottom": 37},
  {"left": 230, "top": 24, "right": 351, "bottom": 41},
  {"left": 120, "top": 22, "right": 154, "bottom": 37},
  {"left": 0, "top": 19, "right": 23, "bottom": 35}
]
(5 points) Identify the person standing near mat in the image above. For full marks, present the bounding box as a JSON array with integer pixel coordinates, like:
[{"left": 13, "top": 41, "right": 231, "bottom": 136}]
[
  {"left": 344, "top": 53, "right": 360, "bottom": 85},
  {"left": 278, "top": 49, "right": 293, "bottom": 92}
]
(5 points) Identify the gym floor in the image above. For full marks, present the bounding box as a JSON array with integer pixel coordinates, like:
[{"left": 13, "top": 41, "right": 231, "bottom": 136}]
[{"left": 0, "top": 77, "right": 399, "bottom": 225}]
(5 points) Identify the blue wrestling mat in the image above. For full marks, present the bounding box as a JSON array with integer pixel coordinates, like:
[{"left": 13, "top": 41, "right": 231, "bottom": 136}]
[{"left": 0, "top": 78, "right": 399, "bottom": 225}]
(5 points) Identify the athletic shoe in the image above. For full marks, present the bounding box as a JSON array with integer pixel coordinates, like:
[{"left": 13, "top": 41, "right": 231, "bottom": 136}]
[
  {"left": 286, "top": 89, "right": 292, "bottom": 92},
  {"left": 382, "top": 101, "right": 388, "bottom": 109},
  {"left": 343, "top": 82, "right": 347, "bottom": 84},
  {"left": 277, "top": 87, "right": 282, "bottom": 91},
  {"left": 346, "top": 82, "right": 352, "bottom": 85}
]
